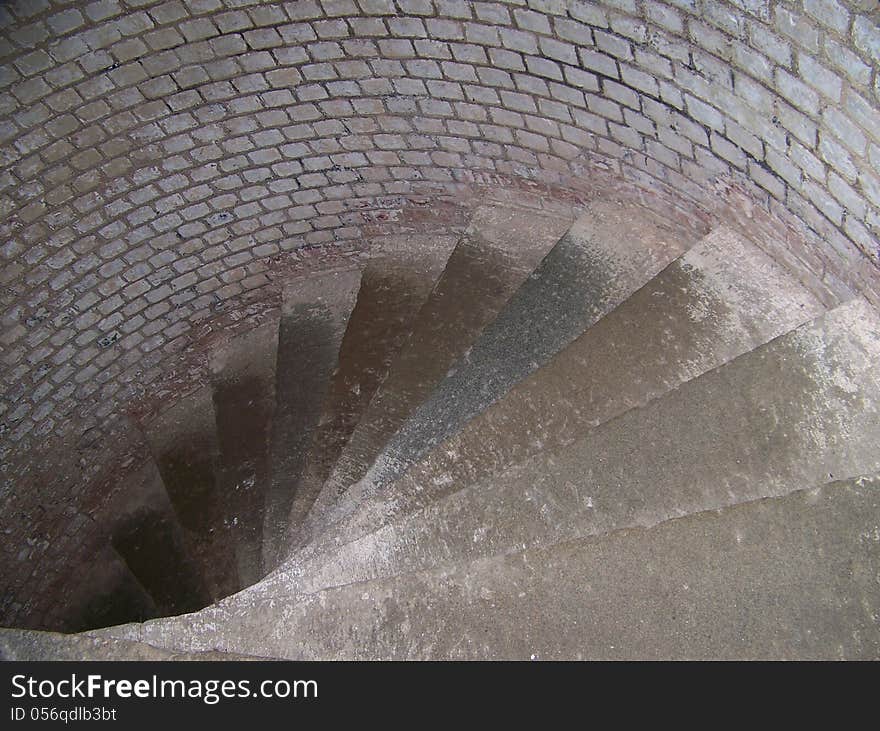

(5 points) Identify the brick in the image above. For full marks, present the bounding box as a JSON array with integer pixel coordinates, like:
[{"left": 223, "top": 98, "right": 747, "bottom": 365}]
[
  {"left": 803, "top": 0, "right": 850, "bottom": 35},
  {"left": 646, "top": 1, "right": 684, "bottom": 33},
  {"left": 798, "top": 53, "right": 843, "bottom": 102},
  {"left": 47, "top": 9, "right": 85, "bottom": 35},
  {"left": 775, "top": 68, "right": 821, "bottom": 116},
  {"left": 500, "top": 28, "right": 540, "bottom": 54},
  {"left": 844, "top": 90, "right": 880, "bottom": 144},
  {"left": 388, "top": 17, "right": 428, "bottom": 37},
  {"left": 569, "top": 1, "right": 609, "bottom": 28},
  {"left": 539, "top": 37, "right": 579, "bottom": 65},
  {"left": 710, "top": 132, "right": 747, "bottom": 169},
  {"left": 775, "top": 101, "right": 818, "bottom": 148},
  {"left": 595, "top": 31, "right": 633, "bottom": 61},
  {"left": 524, "top": 56, "right": 563, "bottom": 81},
  {"left": 822, "top": 107, "right": 868, "bottom": 156},
  {"left": 586, "top": 93, "right": 624, "bottom": 123},
  {"left": 748, "top": 22, "right": 791, "bottom": 66},
  {"left": 819, "top": 134, "right": 858, "bottom": 182},
  {"left": 579, "top": 49, "right": 619, "bottom": 78},
  {"left": 774, "top": 6, "right": 819, "bottom": 53},
  {"left": 684, "top": 94, "right": 724, "bottom": 131},
  {"left": 621, "top": 65, "right": 660, "bottom": 96},
  {"left": 823, "top": 37, "right": 872, "bottom": 88},
  {"left": 853, "top": 16, "right": 880, "bottom": 65},
  {"left": 610, "top": 15, "right": 648, "bottom": 43},
  {"left": 564, "top": 66, "right": 599, "bottom": 92}
]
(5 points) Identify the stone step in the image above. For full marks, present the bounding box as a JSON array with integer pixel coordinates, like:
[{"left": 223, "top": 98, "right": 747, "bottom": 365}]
[
  {"left": 60, "top": 545, "right": 158, "bottom": 633},
  {"left": 295, "top": 227, "right": 830, "bottom": 566},
  {"left": 0, "top": 628, "right": 267, "bottom": 660},
  {"left": 255, "top": 296, "right": 879, "bottom": 600},
  {"left": 274, "top": 235, "right": 457, "bottom": 570},
  {"left": 321, "top": 198, "right": 699, "bottom": 533},
  {"left": 105, "top": 459, "right": 212, "bottom": 616},
  {"left": 260, "top": 267, "right": 362, "bottom": 573},
  {"left": 210, "top": 322, "right": 280, "bottom": 588},
  {"left": 94, "top": 474, "right": 880, "bottom": 660},
  {"left": 141, "top": 386, "right": 240, "bottom": 599},
  {"left": 95, "top": 295, "right": 880, "bottom": 655},
  {"left": 295, "top": 203, "right": 577, "bottom": 546}
]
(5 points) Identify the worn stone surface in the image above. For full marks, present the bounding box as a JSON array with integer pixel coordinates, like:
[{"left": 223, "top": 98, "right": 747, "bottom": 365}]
[
  {"left": 95, "top": 474, "right": 880, "bottom": 660},
  {"left": 273, "top": 297, "right": 880, "bottom": 597},
  {"left": 260, "top": 266, "right": 362, "bottom": 572},
  {"left": 326, "top": 199, "right": 698, "bottom": 522},
  {"left": 0, "top": 628, "right": 265, "bottom": 661},
  {"left": 294, "top": 227, "right": 831, "bottom": 565},
  {"left": 276, "top": 235, "right": 458, "bottom": 569},
  {"left": 90, "top": 298, "right": 880, "bottom": 656},
  {"left": 210, "top": 322, "right": 280, "bottom": 588},
  {"left": 295, "top": 203, "right": 576, "bottom": 545}
]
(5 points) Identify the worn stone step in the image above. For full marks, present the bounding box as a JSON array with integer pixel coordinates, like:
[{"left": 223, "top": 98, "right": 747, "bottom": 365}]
[
  {"left": 94, "top": 474, "right": 880, "bottom": 660},
  {"left": 294, "top": 228, "right": 830, "bottom": 566},
  {"left": 294, "top": 203, "right": 577, "bottom": 546},
  {"left": 260, "top": 267, "right": 362, "bottom": 573},
  {"left": 320, "top": 198, "right": 699, "bottom": 535},
  {"left": 255, "top": 296, "right": 879, "bottom": 600},
  {"left": 273, "top": 235, "right": 457, "bottom": 571},
  {"left": 210, "top": 322, "right": 279, "bottom": 588},
  {"left": 141, "top": 386, "right": 239, "bottom": 599}
]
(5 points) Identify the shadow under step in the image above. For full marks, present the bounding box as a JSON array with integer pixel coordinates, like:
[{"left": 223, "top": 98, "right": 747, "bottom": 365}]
[
  {"left": 142, "top": 386, "right": 240, "bottom": 599},
  {"left": 210, "top": 322, "right": 280, "bottom": 588}
]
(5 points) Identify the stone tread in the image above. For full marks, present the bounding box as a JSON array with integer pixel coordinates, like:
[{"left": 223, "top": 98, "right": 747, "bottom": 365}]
[
  {"left": 0, "top": 628, "right": 267, "bottom": 661},
  {"left": 323, "top": 197, "right": 699, "bottom": 530},
  {"left": 93, "top": 474, "right": 880, "bottom": 660},
  {"left": 295, "top": 202, "right": 577, "bottom": 546},
  {"left": 274, "top": 235, "right": 458, "bottom": 569},
  {"left": 248, "top": 297, "right": 880, "bottom": 600},
  {"left": 291, "top": 226, "right": 831, "bottom": 566},
  {"left": 260, "top": 266, "right": 363, "bottom": 572}
]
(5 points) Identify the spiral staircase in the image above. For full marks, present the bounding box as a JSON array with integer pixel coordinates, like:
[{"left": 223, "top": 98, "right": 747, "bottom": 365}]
[{"left": 1, "top": 195, "right": 879, "bottom": 661}]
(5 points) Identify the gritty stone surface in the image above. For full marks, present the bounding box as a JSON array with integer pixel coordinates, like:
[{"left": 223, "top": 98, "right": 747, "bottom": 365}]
[
  {"left": 0, "top": 627, "right": 265, "bottom": 660},
  {"left": 97, "top": 473, "right": 880, "bottom": 660}
]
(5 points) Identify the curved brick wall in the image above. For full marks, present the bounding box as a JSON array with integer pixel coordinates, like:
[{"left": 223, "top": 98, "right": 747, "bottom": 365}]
[{"left": 1, "top": 0, "right": 879, "bottom": 629}]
